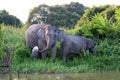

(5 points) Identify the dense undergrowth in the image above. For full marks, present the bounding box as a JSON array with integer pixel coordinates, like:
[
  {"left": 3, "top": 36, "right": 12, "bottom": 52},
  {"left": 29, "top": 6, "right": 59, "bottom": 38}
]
[{"left": 0, "top": 23, "right": 120, "bottom": 73}]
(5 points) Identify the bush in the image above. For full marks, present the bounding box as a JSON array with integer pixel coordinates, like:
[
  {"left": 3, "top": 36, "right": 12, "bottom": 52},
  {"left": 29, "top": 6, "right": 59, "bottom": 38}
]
[
  {"left": 75, "top": 14, "right": 120, "bottom": 39},
  {"left": 13, "top": 44, "right": 31, "bottom": 62},
  {"left": 96, "top": 39, "right": 120, "bottom": 56}
]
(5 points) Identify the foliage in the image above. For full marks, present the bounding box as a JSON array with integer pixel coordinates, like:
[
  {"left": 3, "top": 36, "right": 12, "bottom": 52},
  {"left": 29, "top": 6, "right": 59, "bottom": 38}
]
[
  {"left": 82, "top": 5, "right": 110, "bottom": 21},
  {"left": 13, "top": 44, "right": 31, "bottom": 62},
  {"left": 27, "top": 2, "right": 86, "bottom": 29},
  {"left": 75, "top": 11, "right": 120, "bottom": 39},
  {"left": 0, "top": 24, "right": 2, "bottom": 47},
  {"left": 0, "top": 24, "right": 29, "bottom": 60},
  {"left": 0, "top": 10, "right": 23, "bottom": 27},
  {"left": 77, "top": 5, "right": 118, "bottom": 26},
  {"left": 27, "top": 4, "right": 49, "bottom": 24},
  {"left": 100, "top": 5, "right": 117, "bottom": 23},
  {"left": 63, "top": 2, "right": 85, "bottom": 16},
  {"left": 47, "top": 5, "right": 80, "bottom": 29},
  {"left": 115, "top": 8, "right": 120, "bottom": 23}
]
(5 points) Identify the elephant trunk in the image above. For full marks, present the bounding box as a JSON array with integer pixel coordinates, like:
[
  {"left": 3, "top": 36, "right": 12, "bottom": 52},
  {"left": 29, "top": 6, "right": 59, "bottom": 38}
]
[
  {"left": 89, "top": 47, "right": 96, "bottom": 55},
  {"left": 40, "top": 35, "right": 52, "bottom": 53}
]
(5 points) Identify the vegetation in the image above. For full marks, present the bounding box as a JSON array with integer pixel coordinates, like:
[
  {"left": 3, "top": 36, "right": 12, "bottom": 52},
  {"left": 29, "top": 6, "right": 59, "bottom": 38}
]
[
  {"left": 27, "top": 2, "right": 86, "bottom": 29},
  {"left": 0, "top": 4, "right": 120, "bottom": 73},
  {"left": 0, "top": 10, "right": 23, "bottom": 27}
]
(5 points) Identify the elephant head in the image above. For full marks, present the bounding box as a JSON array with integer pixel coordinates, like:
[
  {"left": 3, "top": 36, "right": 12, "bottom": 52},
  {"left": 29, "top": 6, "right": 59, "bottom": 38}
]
[
  {"left": 40, "top": 25, "right": 58, "bottom": 53},
  {"left": 57, "top": 30, "right": 67, "bottom": 42},
  {"left": 86, "top": 39, "right": 96, "bottom": 55}
]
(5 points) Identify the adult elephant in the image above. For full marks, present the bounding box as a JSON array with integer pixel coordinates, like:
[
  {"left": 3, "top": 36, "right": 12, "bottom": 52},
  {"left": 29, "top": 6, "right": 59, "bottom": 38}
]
[
  {"left": 58, "top": 32, "right": 96, "bottom": 62},
  {"left": 25, "top": 23, "right": 58, "bottom": 59}
]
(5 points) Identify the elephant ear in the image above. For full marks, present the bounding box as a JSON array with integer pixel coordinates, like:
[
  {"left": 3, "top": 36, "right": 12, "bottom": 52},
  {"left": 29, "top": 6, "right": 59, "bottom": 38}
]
[
  {"left": 87, "top": 39, "right": 96, "bottom": 49},
  {"left": 37, "top": 29, "right": 45, "bottom": 40}
]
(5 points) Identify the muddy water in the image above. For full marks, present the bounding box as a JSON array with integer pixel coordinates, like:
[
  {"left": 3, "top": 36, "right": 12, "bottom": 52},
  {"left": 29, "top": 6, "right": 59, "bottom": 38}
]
[{"left": 0, "top": 71, "right": 120, "bottom": 80}]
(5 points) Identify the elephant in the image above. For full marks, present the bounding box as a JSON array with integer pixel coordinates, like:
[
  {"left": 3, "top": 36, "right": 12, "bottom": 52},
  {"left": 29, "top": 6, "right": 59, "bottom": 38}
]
[
  {"left": 59, "top": 34, "right": 96, "bottom": 62},
  {"left": 25, "top": 23, "right": 58, "bottom": 59}
]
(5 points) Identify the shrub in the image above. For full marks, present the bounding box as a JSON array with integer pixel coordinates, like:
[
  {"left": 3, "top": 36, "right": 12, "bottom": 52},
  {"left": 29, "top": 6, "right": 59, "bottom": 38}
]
[
  {"left": 75, "top": 14, "right": 120, "bottom": 39},
  {"left": 13, "top": 44, "right": 31, "bottom": 62}
]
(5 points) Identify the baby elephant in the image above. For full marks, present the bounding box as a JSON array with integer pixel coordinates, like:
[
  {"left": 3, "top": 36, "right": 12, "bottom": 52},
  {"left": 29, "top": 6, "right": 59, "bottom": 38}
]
[{"left": 61, "top": 35, "right": 96, "bottom": 62}]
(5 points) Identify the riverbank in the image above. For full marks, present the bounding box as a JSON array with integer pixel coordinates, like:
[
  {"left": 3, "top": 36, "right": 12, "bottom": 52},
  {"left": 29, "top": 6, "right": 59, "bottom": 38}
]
[
  {"left": 11, "top": 54, "right": 120, "bottom": 73},
  {"left": 1, "top": 71, "right": 120, "bottom": 80}
]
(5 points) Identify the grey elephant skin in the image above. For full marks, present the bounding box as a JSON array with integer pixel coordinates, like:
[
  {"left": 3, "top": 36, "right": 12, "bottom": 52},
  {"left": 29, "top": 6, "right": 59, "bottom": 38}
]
[
  {"left": 25, "top": 23, "right": 58, "bottom": 59},
  {"left": 59, "top": 34, "right": 96, "bottom": 62}
]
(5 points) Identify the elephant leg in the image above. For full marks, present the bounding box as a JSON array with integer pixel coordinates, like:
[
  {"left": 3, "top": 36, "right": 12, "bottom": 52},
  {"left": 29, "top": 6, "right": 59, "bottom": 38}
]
[
  {"left": 51, "top": 44, "right": 57, "bottom": 59},
  {"left": 63, "top": 53, "right": 67, "bottom": 62},
  {"left": 62, "top": 48, "right": 69, "bottom": 62},
  {"left": 41, "top": 43, "right": 47, "bottom": 59},
  {"left": 41, "top": 52, "right": 47, "bottom": 60},
  {"left": 38, "top": 52, "right": 42, "bottom": 59}
]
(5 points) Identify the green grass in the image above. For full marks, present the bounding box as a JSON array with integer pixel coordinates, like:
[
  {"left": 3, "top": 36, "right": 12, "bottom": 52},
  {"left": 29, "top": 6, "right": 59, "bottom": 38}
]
[
  {"left": 0, "top": 24, "right": 120, "bottom": 73},
  {"left": 11, "top": 55, "right": 120, "bottom": 73}
]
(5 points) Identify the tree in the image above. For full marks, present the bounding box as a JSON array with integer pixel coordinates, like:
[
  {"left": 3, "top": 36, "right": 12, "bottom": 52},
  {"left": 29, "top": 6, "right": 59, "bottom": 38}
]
[
  {"left": 28, "top": 4, "right": 50, "bottom": 24},
  {"left": 27, "top": 2, "right": 86, "bottom": 29},
  {"left": 0, "top": 10, "right": 23, "bottom": 27},
  {"left": 63, "top": 2, "right": 85, "bottom": 16},
  {"left": 47, "top": 5, "right": 76, "bottom": 28}
]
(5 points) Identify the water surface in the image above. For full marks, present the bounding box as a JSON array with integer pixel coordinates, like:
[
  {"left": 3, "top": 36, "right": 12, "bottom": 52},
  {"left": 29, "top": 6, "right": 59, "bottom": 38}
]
[{"left": 0, "top": 71, "right": 120, "bottom": 80}]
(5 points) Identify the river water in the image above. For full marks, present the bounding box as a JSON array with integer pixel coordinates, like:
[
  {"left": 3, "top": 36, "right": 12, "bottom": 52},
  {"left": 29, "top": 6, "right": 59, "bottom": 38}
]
[{"left": 0, "top": 71, "right": 120, "bottom": 80}]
